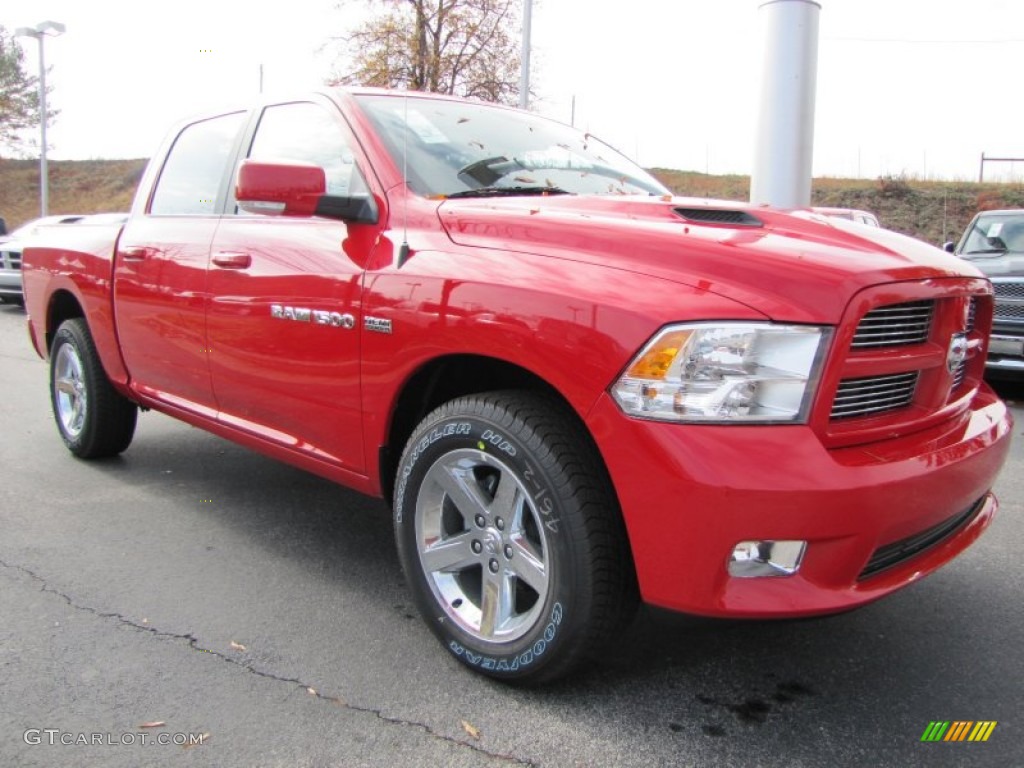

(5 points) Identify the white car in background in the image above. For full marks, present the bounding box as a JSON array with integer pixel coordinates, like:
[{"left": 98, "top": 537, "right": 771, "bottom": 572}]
[{"left": 811, "top": 207, "right": 881, "bottom": 227}]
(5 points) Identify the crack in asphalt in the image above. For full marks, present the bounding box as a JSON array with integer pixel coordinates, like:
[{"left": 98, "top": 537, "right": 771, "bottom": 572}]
[{"left": 0, "top": 556, "right": 536, "bottom": 767}]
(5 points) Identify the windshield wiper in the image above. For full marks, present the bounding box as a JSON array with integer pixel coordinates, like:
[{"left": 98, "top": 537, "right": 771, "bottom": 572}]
[
  {"left": 445, "top": 186, "right": 572, "bottom": 199},
  {"left": 964, "top": 248, "right": 1008, "bottom": 255}
]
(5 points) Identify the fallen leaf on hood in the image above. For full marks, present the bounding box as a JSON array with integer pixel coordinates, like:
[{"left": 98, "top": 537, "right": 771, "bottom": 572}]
[
  {"left": 461, "top": 720, "right": 481, "bottom": 740},
  {"left": 229, "top": 641, "right": 246, "bottom": 652},
  {"left": 138, "top": 721, "right": 165, "bottom": 729}
]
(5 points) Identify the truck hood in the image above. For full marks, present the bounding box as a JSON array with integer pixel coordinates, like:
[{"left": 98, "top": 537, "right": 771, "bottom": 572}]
[{"left": 437, "top": 195, "right": 981, "bottom": 324}]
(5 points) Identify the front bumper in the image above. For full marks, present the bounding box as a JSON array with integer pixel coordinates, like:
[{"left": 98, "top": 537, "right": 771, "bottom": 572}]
[
  {"left": 986, "top": 332, "right": 1024, "bottom": 376},
  {"left": 586, "top": 387, "right": 1012, "bottom": 617},
  {"left": 0, "top": 269, "right": 22, "bottom": 299}
]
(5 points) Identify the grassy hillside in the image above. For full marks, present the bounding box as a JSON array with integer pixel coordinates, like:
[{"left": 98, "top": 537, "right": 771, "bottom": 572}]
[
  {"left": 652, "top": 169, "right": 1024, "bottom": 247},
  {"left": 0, "top": 158, "right": 147, "bottom": 233},
  {"left": 3, "top": 159, "right": 1024, "bottom": 248}
]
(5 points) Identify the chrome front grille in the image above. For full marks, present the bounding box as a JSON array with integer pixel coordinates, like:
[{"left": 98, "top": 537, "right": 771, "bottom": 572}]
[
  {"left": 992, "top": 280, "right": 1024, "bottom": 300},
  {"left": 992, "top": 279, "right": 1024, "bottom": 322},
  {"left": 951, "top": 361, "right": 967, "bottom": 391},
  {"left": 828, "top": 289, "right": 987, "bottom": 432},
  {"left": 831, "top": 372, "right": 919, "bottom": 419},
  {"left": 951, "top": 298, "right": 975, "bottom": 390},
  {"left": 0, "top": 249, "right": 20, "bottom": 270},
  {"left": 850, "top": 301, "right": 933, "bottom": 349}
]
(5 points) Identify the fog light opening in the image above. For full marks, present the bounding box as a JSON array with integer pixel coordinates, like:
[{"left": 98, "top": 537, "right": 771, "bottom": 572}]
[{"left": 729, "top": 540, "right": 807, "bottom": 578}]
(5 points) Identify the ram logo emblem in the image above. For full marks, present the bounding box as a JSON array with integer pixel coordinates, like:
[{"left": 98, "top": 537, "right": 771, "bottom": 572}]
[{"left": 946, "top": 332, "right": 968, "bottom": 374}]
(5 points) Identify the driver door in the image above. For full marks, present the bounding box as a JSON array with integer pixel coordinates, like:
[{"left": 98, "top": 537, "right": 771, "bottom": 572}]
[{"left": 206, "top": 100, "right": 381, "bottom": 473}]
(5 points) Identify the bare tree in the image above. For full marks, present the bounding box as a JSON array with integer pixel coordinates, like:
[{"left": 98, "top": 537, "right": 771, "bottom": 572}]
[
  {"left": 0, "top": 25, "right": 56, "bottom": 158},
  {"left": 329, "top": 0, "right": 525, "bottom": 104}
]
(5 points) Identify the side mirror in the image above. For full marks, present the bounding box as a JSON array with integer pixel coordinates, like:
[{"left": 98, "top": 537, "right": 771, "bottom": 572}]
[
  {"left": 236, "top": 160, "right": 378, "bottom": 224},
  {"left": 943, "top": 241, "right": 956, "bottom": 253},
  {"left": 237, "top": 160, "right": 325, "bottom": 216}
]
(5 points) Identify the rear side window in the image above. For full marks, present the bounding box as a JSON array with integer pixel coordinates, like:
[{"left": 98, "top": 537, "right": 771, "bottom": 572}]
[{"left": 150, "top": 112, "right": 245, "bottom": 215}]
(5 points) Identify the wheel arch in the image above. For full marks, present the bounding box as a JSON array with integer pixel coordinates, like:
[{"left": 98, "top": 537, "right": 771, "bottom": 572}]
[
  {"left": 43, "top": 287, "right": 131, "bottom": 392},
  {"left": 380, "top": 354, "right": 600, "bottom": 507},
  {"left": 45, "top": 289, "right": 86, "bottom": 352}
]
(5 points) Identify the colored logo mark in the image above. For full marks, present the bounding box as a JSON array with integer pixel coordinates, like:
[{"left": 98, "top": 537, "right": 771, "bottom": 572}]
[{"left": 921, "top": 721, "right": 997, "bottom": 742}]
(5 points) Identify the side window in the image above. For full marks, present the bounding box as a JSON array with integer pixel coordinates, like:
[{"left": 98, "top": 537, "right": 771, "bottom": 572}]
[
  {"left": 150, "top": 112, "right": 245, "bottom": 215},
  {"left": 248, "top": 102, "right": 368, "bottom": 197}
]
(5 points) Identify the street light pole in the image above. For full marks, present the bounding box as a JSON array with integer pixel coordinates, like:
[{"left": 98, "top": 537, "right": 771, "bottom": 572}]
[
  {"left": 518, "top": 0, "right": 533, "bottom": 110},
  {"left": 15, "top": 20, "right": 66, "bottom": 218}
]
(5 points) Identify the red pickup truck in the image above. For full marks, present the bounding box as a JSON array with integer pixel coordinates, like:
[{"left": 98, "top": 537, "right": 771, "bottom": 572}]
[{"left": 23, "top": 89, "right": 1012, "bottom": 683}]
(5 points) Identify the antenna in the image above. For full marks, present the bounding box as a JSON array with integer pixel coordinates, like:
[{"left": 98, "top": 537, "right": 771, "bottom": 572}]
[{"left": 396, "top": 92, "right": 411, "bottom": 268}]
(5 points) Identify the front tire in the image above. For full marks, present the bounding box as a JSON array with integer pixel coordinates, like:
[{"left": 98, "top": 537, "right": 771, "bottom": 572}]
[
  {"left": 394, "top": 391, "right": 637, "bottom": 683},
  {"left": 50, "top": 318, "right": 138, "bottom": 458}
]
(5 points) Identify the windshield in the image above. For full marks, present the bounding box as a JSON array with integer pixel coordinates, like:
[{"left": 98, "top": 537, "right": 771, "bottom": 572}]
[
  {"left": 960, "top": 213, "right": 1024, "bottom": 255},
  {"left": 354, "top": 94, "right": 669, "bottom": 199}
]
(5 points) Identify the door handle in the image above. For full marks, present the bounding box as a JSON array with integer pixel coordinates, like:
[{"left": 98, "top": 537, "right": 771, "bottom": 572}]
[
  {"left": 212, "top": 251, "right": 252, "bottom": 269},
  {"left": 120, "top": 246, "right": 155, "bottom": 262}
]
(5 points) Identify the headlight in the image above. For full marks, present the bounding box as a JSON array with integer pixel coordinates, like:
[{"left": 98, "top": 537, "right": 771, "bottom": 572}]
[{"left": 611, "top": 323, "right": 830, "bottom": 423}]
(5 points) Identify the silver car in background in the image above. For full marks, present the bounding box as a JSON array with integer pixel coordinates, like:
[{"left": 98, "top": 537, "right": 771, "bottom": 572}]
[{"left": 947, "top": 209, "right": 1024, "bottom": 378}]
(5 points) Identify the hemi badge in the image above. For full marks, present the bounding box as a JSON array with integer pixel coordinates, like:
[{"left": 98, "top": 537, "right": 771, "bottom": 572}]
[{"left": 365, "top": 316, "right": 393, "bottom": 334}]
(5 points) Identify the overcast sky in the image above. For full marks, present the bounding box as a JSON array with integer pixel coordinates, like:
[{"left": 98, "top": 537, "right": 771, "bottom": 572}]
[{"left": 5, "top": 0, "right": 1024, "bottom": 181}]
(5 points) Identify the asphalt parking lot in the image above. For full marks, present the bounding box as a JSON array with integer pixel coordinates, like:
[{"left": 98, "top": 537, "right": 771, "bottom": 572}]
[{"left": 1, "top": 300, "right": 1021, "bottom": 768}]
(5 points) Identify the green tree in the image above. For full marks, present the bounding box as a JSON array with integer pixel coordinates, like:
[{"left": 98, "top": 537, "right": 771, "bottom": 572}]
[
  {"left": 0, "top": 25, "right": 55, "bottom": 158},
  {"left": 329, "top": 0, "right": 525, "bottom": 104}
]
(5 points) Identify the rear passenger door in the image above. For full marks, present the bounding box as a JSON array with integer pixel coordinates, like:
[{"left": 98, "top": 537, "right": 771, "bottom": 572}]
[
  {"left": 206, "top": 99, "right": 380, "bottom": 473},
  {"left": 115, "top": 112, "right": 245, "bottom": 416}
]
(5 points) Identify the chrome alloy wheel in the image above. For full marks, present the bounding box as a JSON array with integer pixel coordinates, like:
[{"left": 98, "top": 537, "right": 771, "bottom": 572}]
[
  {"left": 53, "top": 342, "right": 87, "bottom": 439},
  {"left": 415, "top": 449, "right": 551, "bottom": 643}
]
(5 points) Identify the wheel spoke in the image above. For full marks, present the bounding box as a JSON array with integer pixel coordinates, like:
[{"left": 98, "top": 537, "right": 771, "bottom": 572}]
[
  {"left": 433, "top": 463, "right": 488, "bottom": 523},
  {"left": 510, "top": 536, "right": 547, "bottom": 595},
  {"left": 479, "top": 568, "right": 515, "bottom": 638},
  {"left": 420, "top": 531, "right": 478, "bottom": 574},
  {"left": 489, "top": 471, "right": 522, "bottom": 519},
  {"left": 56, "top": 377, "right": 78, "bottom": 396}
]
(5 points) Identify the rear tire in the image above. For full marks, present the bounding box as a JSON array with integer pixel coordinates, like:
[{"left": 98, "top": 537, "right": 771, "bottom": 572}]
[
  {"left": 50, "top": 318, "right": 138, "bottom": 458},
  {"left": 393, "top": 391, "right": 637, "bottom": 684}
]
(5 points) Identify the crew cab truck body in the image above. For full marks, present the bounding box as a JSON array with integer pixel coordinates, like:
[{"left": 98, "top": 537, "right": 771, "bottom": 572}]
[{"left": 23, "top": 89, "right": 1012, "bottom": 683}]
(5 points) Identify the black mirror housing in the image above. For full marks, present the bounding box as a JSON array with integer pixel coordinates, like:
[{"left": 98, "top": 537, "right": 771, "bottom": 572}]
[{"left": 315, "top": 194, "right": 379, "bottom": 225}]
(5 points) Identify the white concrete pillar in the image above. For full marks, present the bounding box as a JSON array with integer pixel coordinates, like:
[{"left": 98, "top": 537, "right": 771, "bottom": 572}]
[{"left": 750, "top": 0, "right": 821, "bottom": 208}]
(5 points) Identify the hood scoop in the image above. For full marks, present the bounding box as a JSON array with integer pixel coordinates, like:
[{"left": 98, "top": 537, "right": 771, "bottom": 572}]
[{"left": 673, "top": 207, "right": 763, "bottom": 228}]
